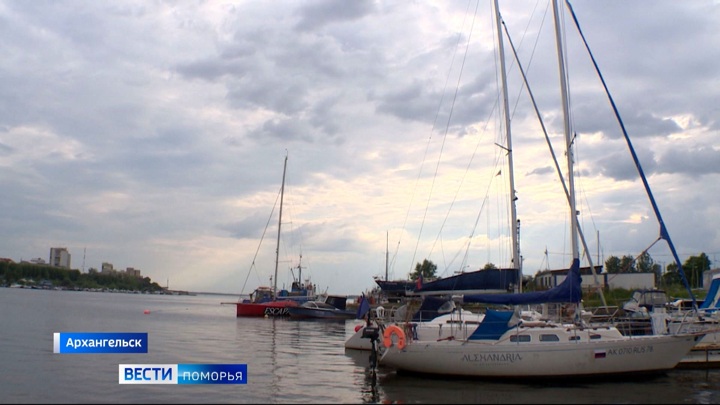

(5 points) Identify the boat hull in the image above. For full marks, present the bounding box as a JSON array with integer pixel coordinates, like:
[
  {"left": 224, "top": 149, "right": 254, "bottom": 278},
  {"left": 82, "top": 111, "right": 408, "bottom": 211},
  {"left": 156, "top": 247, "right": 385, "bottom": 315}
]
[
  {"left": 380, "top": 332, "right": 702, "bottom": 378},
  {"left": 235, "top": 300, "right": 298, "bottom": 317}
]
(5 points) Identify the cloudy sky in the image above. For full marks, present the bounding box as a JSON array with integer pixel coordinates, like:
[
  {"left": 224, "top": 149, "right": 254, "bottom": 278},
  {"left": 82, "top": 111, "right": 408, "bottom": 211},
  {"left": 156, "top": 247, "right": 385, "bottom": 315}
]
[{"left": 2, "top": 0, "right": 718, "bottom": 296}]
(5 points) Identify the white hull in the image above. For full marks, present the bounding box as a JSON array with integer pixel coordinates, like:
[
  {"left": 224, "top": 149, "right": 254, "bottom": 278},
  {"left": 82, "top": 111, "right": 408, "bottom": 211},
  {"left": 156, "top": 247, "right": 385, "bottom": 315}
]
[
  {"left": 345, "top": 325, "right": 376, "bottom": 351},
  {"left": 349, "top": 316, "right": 720, "bottom": 369},
  {"left": 380, "top": 326, "right": 703, "bottom": 378}
]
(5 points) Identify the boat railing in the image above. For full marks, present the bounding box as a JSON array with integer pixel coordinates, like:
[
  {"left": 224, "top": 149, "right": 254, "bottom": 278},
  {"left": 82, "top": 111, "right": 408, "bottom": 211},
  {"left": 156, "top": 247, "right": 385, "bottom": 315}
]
[
  {"left": 368, "top": 304, "right": 402, "bottom": 322},
  {"left": 588, "top": 305, "right": 621, "bottom": 323}
]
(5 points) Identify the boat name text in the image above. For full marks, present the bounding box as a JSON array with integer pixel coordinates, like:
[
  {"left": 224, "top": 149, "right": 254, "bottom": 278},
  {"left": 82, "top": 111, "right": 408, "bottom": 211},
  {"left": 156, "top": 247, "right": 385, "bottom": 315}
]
[
  {"left": 607, "top": 345, "right": 653, "bottom": 356},
  {"left": 462, "top": 353, "right": 522, "bottom": 363},
  {"left": 264, "top": 307, "right": 290, "bottom": 316}
]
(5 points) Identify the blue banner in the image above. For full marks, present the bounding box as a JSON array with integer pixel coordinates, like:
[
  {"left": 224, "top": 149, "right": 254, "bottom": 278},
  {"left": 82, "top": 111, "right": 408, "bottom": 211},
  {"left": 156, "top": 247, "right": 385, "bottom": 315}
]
[
  {"left": 119, "top": 364, "right": 247, "bottom": 384},
  {"left": 53, "top": 332, "right": 148, "bottom": 354}
]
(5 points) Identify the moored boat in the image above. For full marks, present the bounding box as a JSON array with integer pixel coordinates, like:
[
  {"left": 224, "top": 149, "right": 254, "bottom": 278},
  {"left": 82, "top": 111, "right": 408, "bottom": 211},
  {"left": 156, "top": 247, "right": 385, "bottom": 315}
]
[{"left": 288, "top": 295, "right": 356, "bottom": 320}]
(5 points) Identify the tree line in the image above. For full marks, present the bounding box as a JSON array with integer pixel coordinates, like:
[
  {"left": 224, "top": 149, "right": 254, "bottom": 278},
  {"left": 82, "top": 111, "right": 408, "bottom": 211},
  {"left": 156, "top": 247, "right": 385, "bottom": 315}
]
[
  {"left": 0, "top": 261, "right": 165, "bottom": 292},
  {"left": 603, "top": 251, "right": 712, "bottom": 289}
]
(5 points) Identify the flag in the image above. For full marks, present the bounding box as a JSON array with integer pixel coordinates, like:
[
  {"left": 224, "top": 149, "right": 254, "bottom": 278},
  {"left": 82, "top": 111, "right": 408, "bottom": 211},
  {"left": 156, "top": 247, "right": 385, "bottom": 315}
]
[
  {"left": 416, "top": 273, "right": 423, "bottom": 290},
  {"left": 356, "top": 292, "right": 370, "bottom": 319}
]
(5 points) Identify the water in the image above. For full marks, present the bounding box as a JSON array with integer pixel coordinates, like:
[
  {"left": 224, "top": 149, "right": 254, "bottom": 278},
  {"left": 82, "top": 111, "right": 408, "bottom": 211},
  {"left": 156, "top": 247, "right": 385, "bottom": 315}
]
[{"left": 1, "top": 288, "right": 719, "bottom": 404}]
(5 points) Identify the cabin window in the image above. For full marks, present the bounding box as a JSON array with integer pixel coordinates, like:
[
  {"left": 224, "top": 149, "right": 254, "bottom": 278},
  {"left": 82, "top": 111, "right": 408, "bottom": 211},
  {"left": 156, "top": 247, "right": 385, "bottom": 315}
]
[
  {"left": 568, "top": 335, "right": 581, "bottom": 341},
  {"left": 540, "top": 334, "right": 559, "bottom": 342},
  {"left": 510, "top": 335, "right": 531, "bottom": 343},
  {"left": 589, "top": 334, "right": 601, "bottom": 340}
]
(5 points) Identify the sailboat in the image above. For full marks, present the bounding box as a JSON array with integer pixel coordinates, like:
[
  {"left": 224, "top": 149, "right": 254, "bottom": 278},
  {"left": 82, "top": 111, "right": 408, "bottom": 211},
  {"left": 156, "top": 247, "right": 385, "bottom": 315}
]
[
  {"left": 377, "top": 0, "right": 704, "bottom": 378},
  {"left": 236, "top": 154, "right": 311, "bottom": 317}
]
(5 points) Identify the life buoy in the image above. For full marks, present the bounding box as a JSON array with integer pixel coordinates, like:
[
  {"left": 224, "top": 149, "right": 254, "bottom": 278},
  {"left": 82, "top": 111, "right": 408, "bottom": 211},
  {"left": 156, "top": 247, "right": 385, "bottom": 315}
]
[{"left": 383, "top": 325, "right": 406, "bottom": 350}]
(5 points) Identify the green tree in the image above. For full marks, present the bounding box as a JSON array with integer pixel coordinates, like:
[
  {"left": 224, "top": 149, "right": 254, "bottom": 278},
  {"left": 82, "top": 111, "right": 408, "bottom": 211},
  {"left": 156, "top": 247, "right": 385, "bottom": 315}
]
[
  {"left": 684, "top": 253, "right": 711, "bottom": 289},
  {"left": 636, "top": 252, "right": 655, "bottom": 273},
  {"left": 660, "top": 261, "right": 681, "bottom": 288},
  {"left": 410, "top": 259, "right": 437, "bottom": 281},
  {"left": 605, "top": 256, "right": 621, "bottom": 274},
  {"left": 619, "top": 255, "right": 636, "bottom": 273},
  {"left": 482, "top": 263, "right": 498, "bottom": 270},
  {"left": 0, "top": 262, "right": 164, "bottom": 292}
]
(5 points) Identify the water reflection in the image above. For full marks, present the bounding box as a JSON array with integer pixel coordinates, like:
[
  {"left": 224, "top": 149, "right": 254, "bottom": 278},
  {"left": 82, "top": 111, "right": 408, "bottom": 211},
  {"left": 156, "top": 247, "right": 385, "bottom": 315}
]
[
  {"left": 345, "top": 348, "right": 382, "bottom": 403},
  {"left": 370, "top": 367, "right": 720, "bottom": 404}
]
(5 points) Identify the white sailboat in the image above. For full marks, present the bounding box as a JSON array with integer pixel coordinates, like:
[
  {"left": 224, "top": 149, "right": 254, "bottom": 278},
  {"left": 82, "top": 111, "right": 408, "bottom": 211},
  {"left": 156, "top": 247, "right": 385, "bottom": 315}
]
[{"left": 378, "top": 0, "right": 704, "bottom": 378}]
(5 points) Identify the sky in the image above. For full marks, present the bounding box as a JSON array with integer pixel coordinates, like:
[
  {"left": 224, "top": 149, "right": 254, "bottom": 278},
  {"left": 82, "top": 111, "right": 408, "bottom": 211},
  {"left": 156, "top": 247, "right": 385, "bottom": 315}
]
[{"left": 1, "top": 0, "right": 719, "bottom": 296}]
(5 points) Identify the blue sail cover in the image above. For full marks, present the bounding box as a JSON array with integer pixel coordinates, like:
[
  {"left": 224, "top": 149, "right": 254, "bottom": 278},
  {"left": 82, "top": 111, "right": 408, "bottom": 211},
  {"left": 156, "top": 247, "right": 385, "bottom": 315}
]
[
  {"left": 700, "top": 276, "right": 720, "bottom": 310},
  {"left": 415, "top": 268, "right": 518, "bottom": 294},
  {"left": 468, "top": 309, "right": 517, "bottom": 340},
  {"left": 463, "top": 259, "right": 582, "bottom": 305}
]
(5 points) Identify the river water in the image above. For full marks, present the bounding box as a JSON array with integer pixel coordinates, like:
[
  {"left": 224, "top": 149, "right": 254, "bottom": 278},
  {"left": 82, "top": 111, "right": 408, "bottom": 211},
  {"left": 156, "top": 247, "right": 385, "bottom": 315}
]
[{"left": 1, "top": 288, "right": 719, "bottom": 404}]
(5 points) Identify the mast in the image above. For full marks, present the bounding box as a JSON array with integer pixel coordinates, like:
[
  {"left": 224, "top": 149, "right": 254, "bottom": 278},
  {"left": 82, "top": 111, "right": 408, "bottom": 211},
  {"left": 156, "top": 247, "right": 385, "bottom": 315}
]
[
  {"left": 385, "top": 231, "right": 389, "bottom": 281},
  {"left": 552, "top": 0, "right": 580, "bottom": 267},
  {"left": 494, "top": 0, "right": 521, "bottom": 292},
  {"left": 273, "top": 153, "right": 288, "bottom": 299},
  {"left": 501, "top": 13, "right": 606, "bottom": 306},
  {"left": 297, "top": 254, "right": 303, "bottom": 288}
]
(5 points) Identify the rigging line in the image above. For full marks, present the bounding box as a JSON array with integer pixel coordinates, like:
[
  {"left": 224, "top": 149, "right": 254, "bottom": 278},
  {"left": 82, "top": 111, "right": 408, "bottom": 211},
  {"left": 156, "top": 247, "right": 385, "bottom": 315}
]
[
  {"left": 389, "top": 0, "right": 477, "bottom": 279},
  {"left": 467, "top": 1, "right": 550, "bottom": 273},
  {"left": 494, "top": 3, "right": 551, "bottom": 271},
  {"left": 565, "top": 0, "right": 697, "bottom": 309},
  {"left": 280, "top": 173, "right": 308, "bottom": 286},
  {"left": 438, "top": 235, "right": 470, "bottom": 278},
  {"left": 508, "top": 0, "right": 551, "bottom": 125},
  {"left": 408, "top": 0, "right": 481, "bottom": 275},
  {"left": 425, "top": 2, "right": 503, "bottom": 268},
  {"left": 426, "top": 102, "right": 502, "bottom": 267},
  {"left": 555, "top": 1, "right": 589, "bottom": 251},
  {"left": 465, "top": 170, "right": 501, "bottom": 268},
  {"left": 502, "top": 15, "right": 606, "bottom": 305},
  {"left": 239, "top": 184, "right": 282, "bottom": 297}
]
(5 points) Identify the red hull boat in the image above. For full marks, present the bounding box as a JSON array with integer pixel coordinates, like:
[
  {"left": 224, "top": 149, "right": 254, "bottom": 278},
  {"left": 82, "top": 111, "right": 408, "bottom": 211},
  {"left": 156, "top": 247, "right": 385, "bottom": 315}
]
[{"left": 236, "top": 299, "right": 299, "bottom": 317}]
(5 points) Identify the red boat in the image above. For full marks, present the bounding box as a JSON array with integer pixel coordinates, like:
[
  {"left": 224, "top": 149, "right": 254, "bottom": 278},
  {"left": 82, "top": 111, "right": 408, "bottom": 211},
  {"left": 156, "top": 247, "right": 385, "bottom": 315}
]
[{"left": 236, "top": 286, "right": 300, "bottom": 317}]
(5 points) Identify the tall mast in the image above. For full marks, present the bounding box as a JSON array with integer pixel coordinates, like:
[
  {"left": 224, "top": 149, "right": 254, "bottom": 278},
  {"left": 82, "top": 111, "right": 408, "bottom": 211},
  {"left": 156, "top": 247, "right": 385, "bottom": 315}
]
[
  {"left": 552, "top": 0, "right": 580, "bottom": 265},
  {"left": 500, "top": 10, "right": 606, "bottom": 305},
  {"left": 385, "top": 231, "right": 389, "bottom": 281},
  {"left": 297, "top": 254, "right": 303, "bottom": 288},
  {"left": 274, "top": 153, "right": 288, "bottom": 299},
  {"left": 494, "top": 0, "right": 521, "bottom": 292}
]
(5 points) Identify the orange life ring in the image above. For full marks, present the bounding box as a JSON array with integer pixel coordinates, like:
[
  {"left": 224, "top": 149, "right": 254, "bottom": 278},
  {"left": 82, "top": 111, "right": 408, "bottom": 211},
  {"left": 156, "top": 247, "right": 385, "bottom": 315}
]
[{"left": 383, "top": 324, "right": 407, "bottom": 350}]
